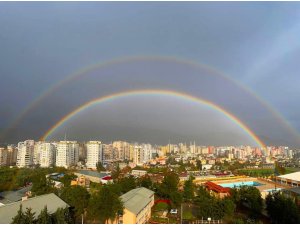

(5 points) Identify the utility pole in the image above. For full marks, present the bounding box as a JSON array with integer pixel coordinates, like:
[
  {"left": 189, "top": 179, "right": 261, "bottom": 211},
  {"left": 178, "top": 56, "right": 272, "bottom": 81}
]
[{"left": 180, "top": 203, "right": 183, "bottom": 224}]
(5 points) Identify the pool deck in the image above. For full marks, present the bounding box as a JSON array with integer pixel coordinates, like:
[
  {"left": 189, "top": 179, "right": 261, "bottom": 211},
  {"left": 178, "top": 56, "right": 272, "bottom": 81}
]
[{"left": 212, "top": 177, "right": 289, "bottom": 198}]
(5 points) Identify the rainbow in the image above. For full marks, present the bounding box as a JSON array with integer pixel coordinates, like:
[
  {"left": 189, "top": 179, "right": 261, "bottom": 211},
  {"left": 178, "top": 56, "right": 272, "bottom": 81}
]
[
  {"left": 4, "top": 55, "right": 299, "bottom": 143},
  {"left": 41, "top": 89, "right": 266, "bottom": 149}
]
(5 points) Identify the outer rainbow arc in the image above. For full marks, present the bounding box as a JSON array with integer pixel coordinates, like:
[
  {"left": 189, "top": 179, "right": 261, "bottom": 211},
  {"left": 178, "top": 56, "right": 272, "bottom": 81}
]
[
  {"left": 41, "top": 89, "right": 266, "bottom": 150},
  {"left": 6, "top": 55, "right": 299, "bottom": 144}
]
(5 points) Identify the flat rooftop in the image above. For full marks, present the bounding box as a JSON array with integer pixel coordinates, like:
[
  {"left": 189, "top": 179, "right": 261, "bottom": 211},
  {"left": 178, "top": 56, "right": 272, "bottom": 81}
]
[{"left": 76, "top": 170, "right": 110, "bottom": 178}]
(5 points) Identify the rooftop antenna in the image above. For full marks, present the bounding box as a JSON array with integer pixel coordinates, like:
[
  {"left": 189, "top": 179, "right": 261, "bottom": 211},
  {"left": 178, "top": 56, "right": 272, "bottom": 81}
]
[{"left": 64, "top": 133, "right": 67, "bottom": 142}]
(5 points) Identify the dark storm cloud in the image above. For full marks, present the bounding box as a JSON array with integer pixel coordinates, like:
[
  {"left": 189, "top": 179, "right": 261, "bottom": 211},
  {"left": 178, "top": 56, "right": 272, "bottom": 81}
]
[{"left": 0, "top": 2, "right": 300, "bottom": 146}]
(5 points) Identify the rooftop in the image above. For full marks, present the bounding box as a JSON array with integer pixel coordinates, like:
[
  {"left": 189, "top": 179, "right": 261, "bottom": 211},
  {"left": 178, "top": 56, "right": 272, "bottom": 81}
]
[
  {"left": 205, "top": 181, "right": 231, "bottom": 193},
  {"left": 0, "top": 193, "right": 69, "bottom": 224},
  {"left": 76, "top": 170, "right": 110, "bottom": 178},
  {"left": 278, "top": 171, "right": 300, "bottom": 182},
  {"left": 121, "top": 187, "right": 154, "bottom": 215},
  {"left": 0, "top": 185, "right": 32, "bottom": 204}
]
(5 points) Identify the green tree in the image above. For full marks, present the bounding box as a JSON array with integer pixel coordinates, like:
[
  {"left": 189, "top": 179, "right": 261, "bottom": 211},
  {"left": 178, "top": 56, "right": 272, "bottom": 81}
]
[
  {"left": 60, "top": 186, "right": 90, "bottom": 221},
  {"left": 170, "top": 191, "right": 183, "bottom": 207},
  {"left": 266, "top": 192, "right": 300, "bottom": 223},
  {"left": 14, "top": 168, "right": 34, "bottom": 188},
  {"left": 111, "top": 164, "right": 121, "bottom": 181},
  {"left": 24, "top": 207, "right": 36, "bottom": 224},
  {"left": 87, "top": 185, "right": 123, "bottom": 223},
  {"left": 37, "top": 206, "right": 52, "bottom": 224},
  {"left": 52, "top": 207, "right": 67, "bottom": 224},
  {"left": 158, "top": 171, "right": 179, "bottom": 197},
  {"left": 220, "top": 197, "right": 236, "bottom": 217},
  {"left": 51, "top": 207, "right": 74, "bottom": 224},
  {"left": 0, "top": 167, "right": 18, "bottom": 191},
  {"left": 139, "top": 175, "right": 153, "bottom": 189},
  {"left": 31, "top": 173, "right": 54, "bottom": 196},
  {"left": 183, "top": 176, "right": 195, "bottom": 201},
  {"left": 12, "top": 205, "right": 26, "bottom": 224},
  {"left": 230, "top": 186, "right": 263, "bottom": 219},
  {"left": 119, "top": 176, "right": 136, "bottom": 193},
  {"left": 96, "top": 162, "right": 106, "bottom": 172},
  {"left": 59, "top": 174, "right": 77, "bottom": 187},
  {"left": 196, "top": 160, "right": 202, "bottom": 171}
]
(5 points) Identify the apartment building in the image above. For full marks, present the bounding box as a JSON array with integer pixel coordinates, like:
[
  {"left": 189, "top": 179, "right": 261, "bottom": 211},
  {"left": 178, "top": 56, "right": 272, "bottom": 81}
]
[
  {"left": 16, "top": 140, "right": 35, "bottom": 168},
  {"left": 86, "top": 141, "right": 103, "bottom": 169},
  {"left": 55, "top": 141, "right": 79, "bottom": 168}
]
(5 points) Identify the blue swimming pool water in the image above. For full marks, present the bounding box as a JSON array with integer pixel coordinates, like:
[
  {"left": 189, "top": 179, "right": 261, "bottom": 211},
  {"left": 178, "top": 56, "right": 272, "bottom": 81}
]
[{"left": 219, "top": 181, "right": 263, "bottom": 188}]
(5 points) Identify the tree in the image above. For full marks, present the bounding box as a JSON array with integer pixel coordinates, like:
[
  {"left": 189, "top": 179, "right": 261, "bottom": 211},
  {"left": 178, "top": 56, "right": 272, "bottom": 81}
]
[
  {"left": 183, "top": 176, "right": 195, "bottom": 201},
  {"left": 111, "top": 164, "right": 121, "bottom": 181},
  {"left": 230, "top": 186, "right": 263, "bottom": 219},
  {"left": 37, "top": 206, "right": 52, "bottom": 224},
  {"left": 196, "top": 160, "right": 202, "bottom": 171},
  {"left": 266, "top": 192, "right": 300, "bottom": 223},
  {"left": 31, "top": 173, "right": 54, "bottom": 196},
  {"left": 158, "top": 171, "right": 179, "bottom": 197},
  {"left": 96, "top": 162, "right": 106, "bottom": 172},
  {"left": 119, "top": 176, "right": 137, "bottom": 193},
  {"left": 87, "top": 185, "right": 123, "bottom": 223},
  {"left": 12, "top": 205, "right": 26, "bottom": 224},
  {"left": 220, "top": 197, "right": 236, "bottom": 217},
  {"left": 52, "top": 207, "right": 67, "bottom": 224},
  {"left": 24, "top": 207, "right": 36, "bottom": 224},
  {"left": 139, "top": 175, "right": 153, "bottom": 189},
  {"left": 170, "top": 191, "right": 183, "bottom": 207},
  {"left": 52, "top": 207, "right": 74, "bottom": 224},
  {"left": 59, "top": 174, "right": 77, "bottom": 187},
  {"left": 60, "top": 186, "right": 90, "bottom": 222}
]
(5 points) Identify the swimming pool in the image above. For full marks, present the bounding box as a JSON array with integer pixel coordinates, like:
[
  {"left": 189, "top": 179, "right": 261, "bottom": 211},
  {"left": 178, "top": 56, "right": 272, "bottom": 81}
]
[{"left": 219, "top": 181, "right": 263, "bottom": 188}]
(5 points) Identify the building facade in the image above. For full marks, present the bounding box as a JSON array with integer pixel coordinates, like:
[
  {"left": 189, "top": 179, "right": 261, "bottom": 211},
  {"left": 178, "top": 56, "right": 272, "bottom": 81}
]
[
  {"left": 120, "top": 187, "right": 154, "bottom": 224},
  {"left": 16, "top": 140, "right": 35, "bottom": 168},
  {"left": 86, "top": 141, "right": 103, "bottom": 169},
  {"left": 55, "top": 141, "right": 79, "bottom": 168}
]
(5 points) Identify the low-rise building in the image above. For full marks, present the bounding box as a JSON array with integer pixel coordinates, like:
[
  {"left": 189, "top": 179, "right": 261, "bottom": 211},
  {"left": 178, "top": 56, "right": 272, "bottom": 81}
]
[
  {"left": 0, "top": 193, "right": 69, "bottom": 224},
  {"left": 131, "top": 169, "right": 147, "bottom": 177},
  {"left": 0, "top": 185, "right": 32, "bottom": 205},
  {"left": 205, "top": 181, "right": 231, "bottom": 198},
  {"left": 275, "top": 171, "right": 300, "bottom": 187},
  {"left": 74, "top": 170, "right": 111, "bottom": 184},
  {"left": 120, "top": 187, "right": 154, "bottom": 224}
]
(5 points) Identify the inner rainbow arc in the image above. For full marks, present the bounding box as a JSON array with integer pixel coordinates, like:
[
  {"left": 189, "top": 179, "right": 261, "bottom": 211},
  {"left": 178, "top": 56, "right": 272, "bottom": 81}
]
[{"left": 41, "top": 89, "right": 266, "bottom": 150}]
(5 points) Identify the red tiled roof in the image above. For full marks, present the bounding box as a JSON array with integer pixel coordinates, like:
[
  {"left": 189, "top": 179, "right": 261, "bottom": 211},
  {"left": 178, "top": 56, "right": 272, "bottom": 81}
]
[
  {"left": 102, "top": 175, "right": 113, "bottom": 180},
  {"left": 205, "top": 181, "right": 231, "bottom": 193}
]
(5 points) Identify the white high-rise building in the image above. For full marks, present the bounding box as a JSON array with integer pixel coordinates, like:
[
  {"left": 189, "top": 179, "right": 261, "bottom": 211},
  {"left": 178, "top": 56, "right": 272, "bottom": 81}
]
[
  {"left": 16, "top": 140, "right": 35, "bottom": 168},
  {"left": 86, "top": 141, "right": 103, "bottom": 169},
  {"left": 38, "top": 142, "right": 56, "bottom": 168},
  {"left": 133, "top": 144, "right": 142, "bottom": 165},
  {"left": 141, "top": 143, "right": 152, "bottom": 163},
  {"left": 33, "top": 141, "right": 42, "bottom": 165},
  {"left": 56, "top": 141, "right": 79, "bottom": 168}
]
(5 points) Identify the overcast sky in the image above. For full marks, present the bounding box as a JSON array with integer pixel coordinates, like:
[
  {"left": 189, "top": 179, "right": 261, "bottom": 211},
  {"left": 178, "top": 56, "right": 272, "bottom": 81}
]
[{"left": 1, "top": 2, "right": 300, "bottom": 146}]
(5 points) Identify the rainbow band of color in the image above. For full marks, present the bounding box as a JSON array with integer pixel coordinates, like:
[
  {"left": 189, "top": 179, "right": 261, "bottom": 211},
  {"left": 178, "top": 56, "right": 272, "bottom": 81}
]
[
  {"left": 7, "top": 55, "right": 299, "bottom": 143},
  {"left": 41, "top": 89, "right": 266, "bottom": 149}
]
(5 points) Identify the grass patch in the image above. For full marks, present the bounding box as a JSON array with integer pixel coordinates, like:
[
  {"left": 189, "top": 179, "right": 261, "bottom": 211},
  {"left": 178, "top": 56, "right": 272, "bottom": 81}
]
[
  {"left": 238, "top": 167, "right": 300, "bottom": 177},
  {"left": 154, "top": 202, "right": 169, "bottom": 211},
  {"left": 182, "top": 210, "right": 195, "bottom": 220}
]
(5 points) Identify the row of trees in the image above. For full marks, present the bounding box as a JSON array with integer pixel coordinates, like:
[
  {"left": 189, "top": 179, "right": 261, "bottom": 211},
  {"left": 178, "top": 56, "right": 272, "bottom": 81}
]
[
  {"left": 266, "top": 192, "right": 300, "bottom": 223},
  {"left": 193, "top": 186, "right": 235, "bottom": 220},
  {"left": 0, "top": 167, "right": 68, "bottom": 192},
  {"left": 12, "top": 205, "right": 73, "bottom": 224}
]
